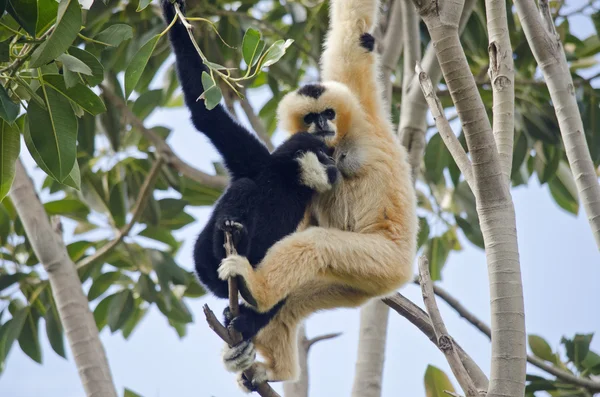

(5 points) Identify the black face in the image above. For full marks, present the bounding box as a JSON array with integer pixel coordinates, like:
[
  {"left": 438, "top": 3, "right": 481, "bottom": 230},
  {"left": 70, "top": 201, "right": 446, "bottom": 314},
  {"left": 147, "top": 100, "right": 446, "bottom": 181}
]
[{"left": 303, "top": 108, "right": 336, "bottom": 138}]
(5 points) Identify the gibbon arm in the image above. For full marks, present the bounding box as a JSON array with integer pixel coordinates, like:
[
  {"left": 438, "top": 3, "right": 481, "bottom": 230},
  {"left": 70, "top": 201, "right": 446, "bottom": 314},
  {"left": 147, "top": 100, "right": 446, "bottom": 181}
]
[
  {"left": 219, "top": 227, "right": 412, "bottom": 312},
  {"left": 320, "top": 0, "right": 384, "bottom": 121},
  {"left": 163, "top": 1, "right": 270, "bottom": 179}
]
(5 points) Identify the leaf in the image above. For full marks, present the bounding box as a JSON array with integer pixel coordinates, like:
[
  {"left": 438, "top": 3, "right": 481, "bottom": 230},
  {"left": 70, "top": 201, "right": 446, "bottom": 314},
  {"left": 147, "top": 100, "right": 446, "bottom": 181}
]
[
  {"left": 0, "top": 39, "right": 9, "bottom": 62},
  {"left": 6, "top": 0, "right": 37, "bottom": 36},
  {"left": 26, "top": 85, "right": 78, "bottom": 182},
  {"left": 66, "top": 47, "right": 104, "bottom": 87},
  {"left": 573, "top": 334, "right": 594, "bottom": 367},
  {"left": 0, "top": 120, "right": 20, "bottom": 201},
  {"left": 124, "top": 388, "right": 143, "bottom": 397},
  {"left": 88, "top": 272, "right": 124, "bottom": 301},
  {"left": 581, "top": 351, "right": 600, "bottom": 374},
  {"left": 136, "top": 0, "right": 152, "bottom": 11},
  {"left": 36, "top": 0, "right": 59, "bottom": 35},
  {"left": 455, "top": 216, "right": 485, "bottom": 249},
  {"left": 93, "top": 24, "right": 133, "bottom": 47},
  {"left": 199, "top": 72, "right": 222, "bottom": 110},
  {"left": 424, "top": 365, "right": 456, "bottom": 397},
  {"left": 529, "top": 335, "right": 555, "bottom": 362},
  {"left": 62, "top": 159, "right": 81, "bottom": 190},
  {"left": 124, "top": 35, "right": 160, "bottom": 99},
  {"left": 121, "top": 305, "right": 147, "bottom": 339},
  {"left": 425, "top": 133, "right": 450, "bottom": 184},
  {"left": 93, "top": 294, "right": 114, "bottom": 331},
  {"left": 44, "top": 199, "right": 88, "bottom": 216},
  {"left": 57, "top": 54, "right": 92, "bottom": 75},
  {"left": 132, "top": 89, "right": 163, "bottom": 120},
  {"left": 0, "top": 273, "right": 28, "bottom": 293},
  {"left": 18, "top": 309, "right": 42, "bottom": 363},
  {"left": 426, "top": 237, "right": 449, "bottom": 281},
  {"left": 42, "top": 74, "right": 106, "bottom": 116},
  {"left": 260, "top": 39, "right": 294, "bottom": 68},
  {"left": 137, "top": 274, "right": 158, "bottom": 303},
  {"left": 548, "top": 162, "right": 579, "bottom": 215},
  {"left": 0, "top": 85, "right": 20, "bottom": 124},
  {"left": 242, "top": 28, "right": 264, "bottom": 67},
  {"left": 29, "top": 0, "right": 82, "bottom": 68},
  {"left": 417, "top": 217, "right": 430, "bottom": 249},
  {"left": 44, "top": 304, "right": 65, "bottom": 358},
  {"left": 0, "top": 307, "right": 28, "bottom": 362},
  {"left": 107, "top": 290, "right": 134, "bottom": 332}
]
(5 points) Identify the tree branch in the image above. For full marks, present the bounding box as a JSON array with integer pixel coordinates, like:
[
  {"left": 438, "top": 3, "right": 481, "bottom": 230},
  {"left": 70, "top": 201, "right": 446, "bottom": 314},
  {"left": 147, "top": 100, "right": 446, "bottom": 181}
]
[
  {"left": 239, "top": 87, "right": 274, "bottom": 151},
  {"left": 417, "top": 257, "right": 479, "bottom": 397},
  {"left": 382, "top": 293, "right": 489, "bottom": 391},
  {"left": 380, "top": 0, "right": 404, "bottom": 107},
  {"left": 513, "top": 0, "right": 600, "bottom": 249},
  {"left": 10, "top": 160, "right": 117, "bottom": 397},
  {"left": 306, "top": 332, "right": 342, "bottom": 349},
  {"left": 76, "top": 157, "right": 164, "bottom": 270},
  {"left": 100, "top": 85, "right": 228, "bottom": 191},
  {"left": 415, "top": 64, "right": 474, "bottom": 188}
]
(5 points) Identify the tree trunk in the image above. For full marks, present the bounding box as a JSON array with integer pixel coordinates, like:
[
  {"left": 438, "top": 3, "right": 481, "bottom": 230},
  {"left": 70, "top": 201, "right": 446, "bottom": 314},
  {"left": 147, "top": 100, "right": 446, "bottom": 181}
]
[
  {"left": 10, "top": 160, "right": 118, "bottom": 397},
  {"left": 283, "top": 324, "right": 310, "bottom": 397}
]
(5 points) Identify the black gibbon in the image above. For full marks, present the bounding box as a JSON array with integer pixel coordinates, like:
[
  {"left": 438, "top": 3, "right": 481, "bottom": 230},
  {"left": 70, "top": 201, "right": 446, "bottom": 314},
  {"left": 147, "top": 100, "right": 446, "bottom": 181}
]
[
  {"left": 217, "top": 0, "right": 418, "bottom": 390},
  {"left": 161, "top": 0, "right": 339, "bottom": 340}
]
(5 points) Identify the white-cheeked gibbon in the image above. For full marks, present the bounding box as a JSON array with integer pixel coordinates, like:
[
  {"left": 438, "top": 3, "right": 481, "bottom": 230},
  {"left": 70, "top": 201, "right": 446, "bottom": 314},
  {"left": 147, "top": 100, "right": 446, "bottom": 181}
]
[{"left": 218, "top": 0, "right": 418, "bottom": 391}]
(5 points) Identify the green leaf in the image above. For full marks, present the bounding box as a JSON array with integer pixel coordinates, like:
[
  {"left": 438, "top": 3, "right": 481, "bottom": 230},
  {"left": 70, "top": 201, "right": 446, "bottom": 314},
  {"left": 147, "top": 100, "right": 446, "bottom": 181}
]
[
  {"left": 7, "top": 0, "right": 37, "bottom": 36},
  {"left": 124, "top": 35, "right": 160, "bottom": 99},
  {"left": 426, "top": 237, "right": 449, "bottom": 281},
  {"left": 139, "top": 226, "right": 179, "bottom": 250},
  {"left": 42, "top": 74, "right": 106, "bottom": 116},
  {"left": 124, "top": 387, "right": 143, "bottom": 397},
  {"left": 136, "top": 0, "right": 152, "bottom": 11},
  {"left": 424, "top": 365, "right": 456, "bottom": 397},
  {"left": 0, "top": 307, "right": 28, "bottom": 362},
  {"left": 88, "top": 272, "right": 124, "bottom": 301},
  {"left": 0, "top": 273, "right": 28, "bottom": 293},
  {"left": 548, "top": 161, "right": 579, "bottom": 215},
  {"left": 242, "top": 28, "right": 264, "bottom": 67},
  {"left": 26, "top": 85, "right": 78, "bottom": 182},
  {"left": 107, "top": 290, "right": 134, "bottom": 332},
  {"left": 0, "top": 120, "right": 20, "bottom": 201},
  {"left": 0, "top": 85, "right": 20, "bottom": 124},
  {"left": 573, "top": 334, "right": 594, "bottom": 367},
  {"left": 66, "top": 47, "right": 104, "bottom": 87},
  {"left": 199, "top": 72, "right": 222, "bottom": 110},
  {"left": 455, "top": 216, "right": 485, "bottom": 249},
  {"left": 18, "top": 309, "right": 42, "bottom": 363},
  {"left": 425, "top": 133, "right": 450, "bottom": 184},
  {"left": 151, "top": 251, "right": 187, "bottom": 286},
  {"left": 0, "top": 39, "right": 9, "bottom": 63},
  {"left": 581, "top": 351, "right": 600, "bottom": 373},
  {"left": 529, "top": 335, "right": 555, "bottom": 362},
  {"left": 44, "top": 199, "right": 88, "bottom": 216},
  {"left": 132, "top": 89, "right": 163, "bottom": 120},
  {"left": 44, "top": 304, "right": 65, "bottom": 358},
  {"left": 94, "top": 24, "right": 133, "bottom": 47},
  {"left": 260, "top": 39, "right": 294, "bottom": 68},
  {"left": 137, "top": 274, "right": 158, "bottom": 303},
  {"left": 57, "top": 54, "right": 92, "bottom": 75},
  {"left": 36, "top": 0, "right": 59, "bottom": 35},
  {"left": 417, "top": 217, "right": 430, "bottom": 249},
  {"left": 93, "top": 294, "right": 114, "bottom": 331},
  {"left": 184, "top": 277, "right": 205, "bottom": 298},
  {"left": 121, "top": 305, "right": 147, "bottom": 339},
  {"left": 62, "top": 159, "right": 81, "bottom": 190},
  {"left": 29, "top": 0, "right": 82, "bottom": 68}
]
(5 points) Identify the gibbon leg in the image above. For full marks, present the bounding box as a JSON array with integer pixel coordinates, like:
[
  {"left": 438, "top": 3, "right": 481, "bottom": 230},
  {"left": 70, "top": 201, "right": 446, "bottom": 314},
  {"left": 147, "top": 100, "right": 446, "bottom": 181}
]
[
  {"left": 218, "top": 227, "right": 413, "bottom": 312},
  {"left": 224, "top": 282, "right": 371, "bottom": 383},
  {"left": 320, "top": 0, "right": 384, "bottom": 120}
]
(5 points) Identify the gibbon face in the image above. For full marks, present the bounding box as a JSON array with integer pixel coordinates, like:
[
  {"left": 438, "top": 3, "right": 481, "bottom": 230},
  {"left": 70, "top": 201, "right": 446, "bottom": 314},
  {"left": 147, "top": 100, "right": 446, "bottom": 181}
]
[{"left": 277, "top": 82, "right": 359, "bottom": 146}]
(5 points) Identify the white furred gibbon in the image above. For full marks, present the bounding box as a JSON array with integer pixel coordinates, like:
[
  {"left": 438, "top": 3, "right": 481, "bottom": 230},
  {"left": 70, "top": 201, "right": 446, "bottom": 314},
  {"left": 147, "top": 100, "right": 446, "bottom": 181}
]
[{"left": 218, "top": 0, "right": 418, "bottom": 389}]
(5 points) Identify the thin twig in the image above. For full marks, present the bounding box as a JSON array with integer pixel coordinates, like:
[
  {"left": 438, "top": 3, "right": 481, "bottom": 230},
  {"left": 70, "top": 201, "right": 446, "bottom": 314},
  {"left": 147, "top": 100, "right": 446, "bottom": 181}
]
[
  {"left": 100, "top": 85, "right": 228, "bottom": 190},
  {"left": 418, "top": 256, "right": 479, "bottom": 397},
  {"left": 415, "top": 64, "right": 474, "bottom": 188},
  {"left": 306, "top": 332, "right": 342, "bottom": 350},
  {"left": 76, "top": 157, "right": 165, "bottom": 269},
  {"left": 203, "top": 304, "right": 280, "bottom": 397},
  {"left": 414, "top": 279, "right": 600, "bottom": 392}
]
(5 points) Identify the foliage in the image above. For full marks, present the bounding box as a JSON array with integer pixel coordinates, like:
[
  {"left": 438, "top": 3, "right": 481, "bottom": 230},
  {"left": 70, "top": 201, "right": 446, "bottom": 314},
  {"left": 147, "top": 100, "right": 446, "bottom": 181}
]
[{"left": 0, "top": 0, "right": 598, "bottom": 384}]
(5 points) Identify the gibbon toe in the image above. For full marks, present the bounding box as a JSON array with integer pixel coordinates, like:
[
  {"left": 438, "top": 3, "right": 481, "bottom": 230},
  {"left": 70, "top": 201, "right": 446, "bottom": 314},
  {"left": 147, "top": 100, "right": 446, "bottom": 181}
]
[
  {"left": 222, "top": 340, "right": 255, "bottom": 372},
  {"left": 236, "top": 364, "right": 269, "bottom": 393},
  {"left": 218, "top": 255, "right": 251, "bottom": 281}
]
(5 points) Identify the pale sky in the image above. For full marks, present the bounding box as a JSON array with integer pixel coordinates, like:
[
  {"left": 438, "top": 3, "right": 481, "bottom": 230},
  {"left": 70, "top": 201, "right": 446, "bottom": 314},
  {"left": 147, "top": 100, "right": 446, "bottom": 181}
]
[{"left": 1, "top": 4, "right": 599, "bottom": 397}]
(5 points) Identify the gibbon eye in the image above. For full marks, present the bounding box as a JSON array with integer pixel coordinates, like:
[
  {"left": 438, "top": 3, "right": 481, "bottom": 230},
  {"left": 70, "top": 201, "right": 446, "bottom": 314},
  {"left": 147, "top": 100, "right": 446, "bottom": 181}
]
[
  {"left": 323, "top": 108, "right": 336, "bottom": 120},
  {"left": 303, "top": 113, "right": 317, "bottom": 125}
]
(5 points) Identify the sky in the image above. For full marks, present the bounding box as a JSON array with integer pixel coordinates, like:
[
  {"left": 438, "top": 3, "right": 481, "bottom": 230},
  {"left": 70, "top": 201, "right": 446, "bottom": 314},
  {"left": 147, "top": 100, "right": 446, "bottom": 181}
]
[{"left": 1, "top": 2, "right": 600, "bottom": 397}]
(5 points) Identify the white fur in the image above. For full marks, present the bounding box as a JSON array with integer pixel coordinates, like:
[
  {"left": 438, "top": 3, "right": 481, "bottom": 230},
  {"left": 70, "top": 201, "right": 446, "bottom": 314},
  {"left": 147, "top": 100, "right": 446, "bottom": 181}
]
[
  {"left": 236, "top": 364, "right": 269, "bottom": 393},
  {"left": 297, "top": 152, "right": 331, "bottom": 192},
  {"left": 222, "top": 340, "right": 255, "bottom": 372},
  {"left": 218, "top": 255, "right": 251, "bottom": 281}
]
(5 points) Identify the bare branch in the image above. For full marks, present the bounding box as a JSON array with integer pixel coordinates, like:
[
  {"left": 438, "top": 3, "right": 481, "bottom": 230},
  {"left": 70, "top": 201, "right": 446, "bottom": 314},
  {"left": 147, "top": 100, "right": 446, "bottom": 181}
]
[
  {"left": 306, "top": 332, "right": 342, "bottom": 350},
  {"left": 76, "top": 157, "right": 164, "bottom": 270},
  {"left": 380, "top": 0, "right": 404, "bottom": 107},
  {"left": 382, "top": 293, "right": 489, "bottom": 391},
  {"left": 10, "top": 160, "right": 117, "bottom": 397},
  {"left": 415, "top": 64, "right": 474, "bottom": 188},
  {"left": 100, "top": 85, "right": 228, "bottom": 191},
  {"left": 418, "top": 257, "right": 479, "bottom": 397}
]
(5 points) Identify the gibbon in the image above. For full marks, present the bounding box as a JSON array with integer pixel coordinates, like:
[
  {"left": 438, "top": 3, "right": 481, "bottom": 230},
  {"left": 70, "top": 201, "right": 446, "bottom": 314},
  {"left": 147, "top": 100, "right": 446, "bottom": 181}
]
[
  {"left": 161, "top": 0, "right": 339, "bottom": 339},
  {"left": 218, "top": 0, "right": 418, "bottom": 390}
]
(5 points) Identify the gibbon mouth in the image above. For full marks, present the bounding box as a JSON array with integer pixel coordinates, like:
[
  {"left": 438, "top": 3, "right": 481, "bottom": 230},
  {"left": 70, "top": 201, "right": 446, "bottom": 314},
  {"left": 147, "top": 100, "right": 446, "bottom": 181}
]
[{"left": 314, "top": 130, "right": 335, "bottom": 138}]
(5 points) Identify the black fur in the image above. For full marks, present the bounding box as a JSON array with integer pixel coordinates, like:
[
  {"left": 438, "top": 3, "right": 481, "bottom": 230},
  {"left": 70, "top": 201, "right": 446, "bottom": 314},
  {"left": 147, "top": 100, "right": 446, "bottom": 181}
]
[
  {"left": 360, "top": 33, "right": 375, "bottom": 52},
  {"left": 297, "top": 84, "right": 326, "bottom": 99},
  {"left": 162, "top": 0, "right": 337, "bottom": 339}
]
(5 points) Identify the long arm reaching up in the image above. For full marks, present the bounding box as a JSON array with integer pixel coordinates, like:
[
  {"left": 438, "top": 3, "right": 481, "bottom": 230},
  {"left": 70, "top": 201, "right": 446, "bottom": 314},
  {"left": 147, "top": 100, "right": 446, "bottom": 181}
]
[
  {"left": 320, "top": 0, "right": 385, "bottom": 123},
  {"left": 162, "top": 0, "right": 270, "bottom": 179}
]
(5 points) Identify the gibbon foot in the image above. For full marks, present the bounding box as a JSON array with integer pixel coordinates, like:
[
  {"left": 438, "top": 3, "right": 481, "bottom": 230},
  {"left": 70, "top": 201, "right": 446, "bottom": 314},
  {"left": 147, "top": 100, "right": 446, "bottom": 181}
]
[
  {"left": 224, "top": 306, "right": 261, "bottom": 340},
  {"left": 359, "top": 33, "right": 375, "bottom": 52},
  {"left": 218, "top": 218, "right": 245, "bottom": 248},
  {"left": 218, "top": 254, "right": 252, "bottom": 281},
  {"left": 222, "top": 339, "right": 255, "bottom": 373},
  {"left": 161, "top": 0, "right": 185, "bottom": 22},
  {"left": 236, "top": 364, "right": 269, "bottom": 393}
]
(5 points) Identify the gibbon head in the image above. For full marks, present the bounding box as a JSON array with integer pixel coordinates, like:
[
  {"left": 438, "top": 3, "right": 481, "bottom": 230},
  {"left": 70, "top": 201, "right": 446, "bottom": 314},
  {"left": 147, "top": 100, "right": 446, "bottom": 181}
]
[{"left": 277, "top": 82, "right": 358, "bottom": 146}]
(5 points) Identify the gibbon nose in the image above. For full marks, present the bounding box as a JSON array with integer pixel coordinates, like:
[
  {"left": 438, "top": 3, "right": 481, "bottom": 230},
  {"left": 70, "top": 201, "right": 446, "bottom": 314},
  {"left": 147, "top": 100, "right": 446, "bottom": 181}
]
[{"left": 316, "top": 115, "right": 328, "bottom": 131}]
